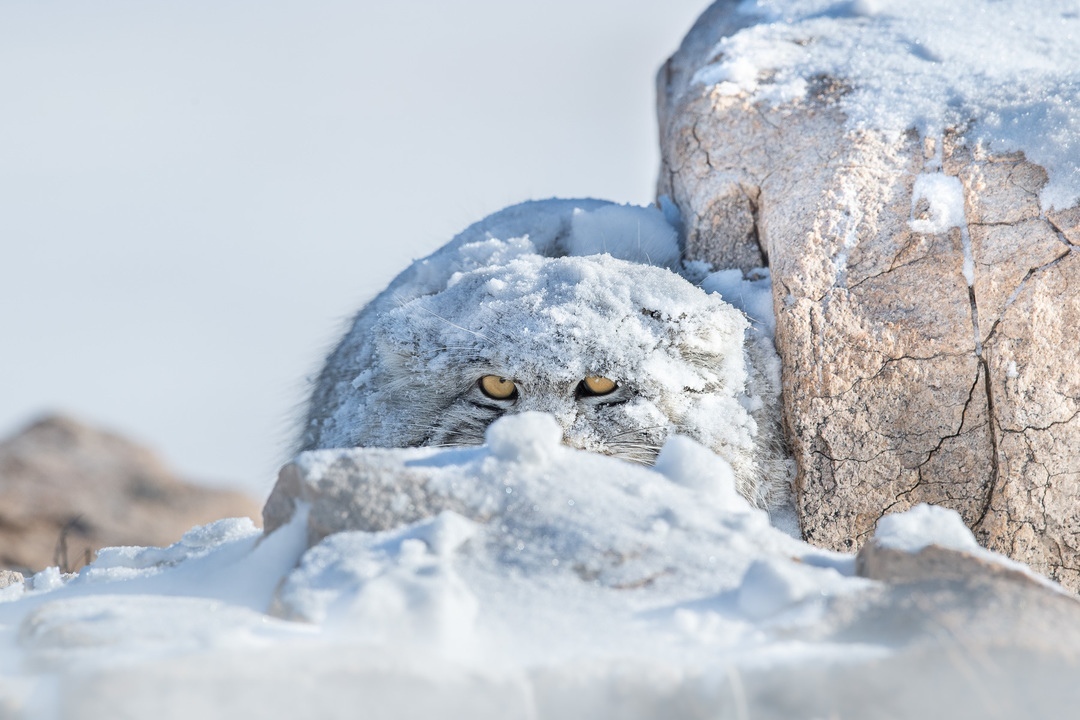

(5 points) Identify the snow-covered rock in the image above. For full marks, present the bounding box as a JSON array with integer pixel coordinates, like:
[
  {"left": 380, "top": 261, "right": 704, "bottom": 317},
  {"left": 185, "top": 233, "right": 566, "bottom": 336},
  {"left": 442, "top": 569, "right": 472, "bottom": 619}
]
[{"left": 657, "top": 0, "right": 1080, "bottom": 590}]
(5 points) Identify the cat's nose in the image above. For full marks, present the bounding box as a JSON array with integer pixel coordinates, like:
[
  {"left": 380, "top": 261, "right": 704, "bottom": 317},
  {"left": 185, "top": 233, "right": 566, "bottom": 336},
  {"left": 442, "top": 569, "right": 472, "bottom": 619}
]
[{"left": 513, "top": 397, "right": 575, "bottom": 425}]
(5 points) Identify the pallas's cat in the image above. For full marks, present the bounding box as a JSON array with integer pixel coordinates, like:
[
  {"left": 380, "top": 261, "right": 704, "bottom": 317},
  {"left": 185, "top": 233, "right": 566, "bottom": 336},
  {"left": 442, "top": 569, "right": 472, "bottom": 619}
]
[{"left": 300, "top": 199, "right": 787, "bottom": 508}]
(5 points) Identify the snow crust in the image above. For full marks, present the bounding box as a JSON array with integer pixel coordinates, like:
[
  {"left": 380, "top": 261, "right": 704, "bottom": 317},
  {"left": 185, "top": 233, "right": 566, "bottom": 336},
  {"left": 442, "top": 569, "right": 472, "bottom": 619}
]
[{"left": 692, "top": 0, "right": 1080, "bottom": 210}]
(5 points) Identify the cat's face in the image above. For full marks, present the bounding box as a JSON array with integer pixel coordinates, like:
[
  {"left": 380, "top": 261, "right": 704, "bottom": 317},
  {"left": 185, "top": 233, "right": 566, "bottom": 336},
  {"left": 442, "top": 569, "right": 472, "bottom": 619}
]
[
  {"left": 422, "top": 371, "right": 672, "bottom": 463},
  {"left": 339, "top": 254, "right": 757, "bottom": 473}
]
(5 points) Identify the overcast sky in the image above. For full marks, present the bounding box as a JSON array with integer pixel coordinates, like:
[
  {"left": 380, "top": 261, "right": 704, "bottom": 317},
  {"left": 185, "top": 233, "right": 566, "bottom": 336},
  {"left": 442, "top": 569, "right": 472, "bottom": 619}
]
[{"left": 0, "top": 0, "right": 709, "bottom": 495}]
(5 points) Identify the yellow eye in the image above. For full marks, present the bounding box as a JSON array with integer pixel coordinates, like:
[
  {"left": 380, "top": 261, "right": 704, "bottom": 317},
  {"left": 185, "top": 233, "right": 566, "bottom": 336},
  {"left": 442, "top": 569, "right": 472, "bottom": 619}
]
[
  {"left": 580, "top": 375, "right": 618, "bottom": 396},
  {"left": 479, "top": 375, "right": 517, "bottom": 400}
]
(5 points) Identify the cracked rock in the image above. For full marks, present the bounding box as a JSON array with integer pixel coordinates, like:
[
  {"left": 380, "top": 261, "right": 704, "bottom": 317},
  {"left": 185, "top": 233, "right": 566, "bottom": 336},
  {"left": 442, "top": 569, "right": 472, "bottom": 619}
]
[{"left": 658, "top": 3, "right": 1080, "bottom": 590}]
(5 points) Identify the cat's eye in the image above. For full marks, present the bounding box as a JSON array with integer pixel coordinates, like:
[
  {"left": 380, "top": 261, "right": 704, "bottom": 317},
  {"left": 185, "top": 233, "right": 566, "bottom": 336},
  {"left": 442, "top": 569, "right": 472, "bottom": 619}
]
[
  {"left": 479, "top": 375, "right": 517, "bottom": 400},
  {"left": 579, "top": 375, "right": 618, "bottom": 396}
]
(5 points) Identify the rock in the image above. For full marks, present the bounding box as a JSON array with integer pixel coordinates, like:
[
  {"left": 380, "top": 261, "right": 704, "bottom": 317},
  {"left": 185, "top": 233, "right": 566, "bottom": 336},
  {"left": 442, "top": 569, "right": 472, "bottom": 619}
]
[
  {"left": 725, "top": 517, "right": 1080, "bottom": 718},
  {"left": 0, "top": 414, "right": 262, "bottom": 573},
  {"left": 263, "top": 450, "right": 478, "bottom": 545},
  {"left": 657, "top": 2, "right": 1080, "bottom": 590},
  {"left": 759, "top": 539, "right": 1080, "bottom": 719},
  {"left": 856, "top": 537, "right": 1052, "bottom": 591}
]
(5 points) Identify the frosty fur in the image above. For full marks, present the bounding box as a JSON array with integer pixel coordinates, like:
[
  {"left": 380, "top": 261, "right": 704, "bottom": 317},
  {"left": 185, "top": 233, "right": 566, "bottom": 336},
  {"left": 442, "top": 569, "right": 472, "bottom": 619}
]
[{"left": 300, "top": 199, "right": 789, "bottom": 509}]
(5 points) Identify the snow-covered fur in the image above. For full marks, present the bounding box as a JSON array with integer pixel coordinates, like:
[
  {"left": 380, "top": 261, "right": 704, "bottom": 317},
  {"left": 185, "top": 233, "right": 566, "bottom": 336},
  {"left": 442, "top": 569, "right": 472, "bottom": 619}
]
[{"left": 300, "top": 199, "right": 789, "bottom": 508}]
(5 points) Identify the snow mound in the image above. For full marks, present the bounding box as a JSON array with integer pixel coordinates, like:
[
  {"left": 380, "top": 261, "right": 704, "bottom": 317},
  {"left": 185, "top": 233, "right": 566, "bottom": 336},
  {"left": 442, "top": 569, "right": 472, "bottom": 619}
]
[
  {"left": 278, "top": 413, "right": 820, "bottom": 613},
  {"left": 0, "top": 417, "right": 1073, "bottom": 718},
  {"left": 692, "top": 0, "right": 1080, "bottom": 210}
]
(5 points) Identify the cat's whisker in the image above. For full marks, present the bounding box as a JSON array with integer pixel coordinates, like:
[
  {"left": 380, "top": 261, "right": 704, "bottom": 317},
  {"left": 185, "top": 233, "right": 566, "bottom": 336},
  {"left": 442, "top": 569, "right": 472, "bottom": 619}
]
[
  {"left": 608, "top": 424, "right": 669, "bottom": 440},
  {"left": 413, "top": 347, "right": 487, "bottom": 360},
  {"left": 415, "top": 303, "right": 495, "bottom": 345},
  {"left": 388, "top": 291, "right": 412, "bottom": 309}
]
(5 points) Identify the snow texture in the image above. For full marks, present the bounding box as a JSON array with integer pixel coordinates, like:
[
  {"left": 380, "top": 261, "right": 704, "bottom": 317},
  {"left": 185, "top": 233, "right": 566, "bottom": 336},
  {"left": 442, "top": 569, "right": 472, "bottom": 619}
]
[{"left": 692, "top": 0, "right": 1080, "bottom": 210}]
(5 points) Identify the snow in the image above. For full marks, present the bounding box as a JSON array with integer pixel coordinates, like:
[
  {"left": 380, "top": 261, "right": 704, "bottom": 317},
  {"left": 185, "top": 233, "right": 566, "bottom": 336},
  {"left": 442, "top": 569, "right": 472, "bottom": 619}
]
[
  {"left": 909, "top": 173, "right": 966, "bottom": 236},
  {"left": 874, "top": 503, "right": 1067, "bottom": 591},
  {"left": 873, "top": 503, "right": 980, "bottom": 554},
  {"left": 0, "top": 412, "right": 1066, "bottom": 716},
  {"left": 653, "top": 435, "right": 748, "bottom": 511},
  {"left": 0, "top": 416, "right": 832, "bottom": 716},
  {"left": 486, "top": 411, "right": 565, "bottom": 464},
  {"left": 566, "top": 204, "right": 681, "bottom": 268},
  {"left": 698, "top": 267, "right": 776, "bottom": 339},
  {"left": 273, "top": 517, "right": 482, "bottom": 651},
  {"left": 909, "top": 172, "right": 976, "bottom": 286},
  {"left": 692, "top": 0, "right": 1080, "bottom": 210}
]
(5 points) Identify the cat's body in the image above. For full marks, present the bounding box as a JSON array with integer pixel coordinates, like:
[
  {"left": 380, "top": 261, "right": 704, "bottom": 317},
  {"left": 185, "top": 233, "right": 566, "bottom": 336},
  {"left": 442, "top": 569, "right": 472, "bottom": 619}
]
[{"left": 300, "top": 199, "right": 790, "bottom": 510}]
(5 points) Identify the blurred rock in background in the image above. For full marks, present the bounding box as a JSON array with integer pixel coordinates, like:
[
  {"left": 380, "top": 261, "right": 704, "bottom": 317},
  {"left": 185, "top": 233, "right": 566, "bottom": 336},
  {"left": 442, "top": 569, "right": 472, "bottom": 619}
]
[{"left": 0, "top": 414, "right": 262, "bottom": 575}]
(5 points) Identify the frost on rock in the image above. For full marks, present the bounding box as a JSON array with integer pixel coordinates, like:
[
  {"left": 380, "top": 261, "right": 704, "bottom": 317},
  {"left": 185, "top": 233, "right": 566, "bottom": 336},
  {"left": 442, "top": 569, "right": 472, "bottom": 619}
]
[{"left": 659, "top": 0, "right": 1080, "bottom": 591}]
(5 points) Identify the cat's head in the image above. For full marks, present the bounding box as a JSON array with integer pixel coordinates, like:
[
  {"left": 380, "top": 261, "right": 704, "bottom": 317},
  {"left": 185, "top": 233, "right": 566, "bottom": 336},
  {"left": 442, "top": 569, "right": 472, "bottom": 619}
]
[{"left": 340, "top": 253, "right": 757, "bottom": 481}]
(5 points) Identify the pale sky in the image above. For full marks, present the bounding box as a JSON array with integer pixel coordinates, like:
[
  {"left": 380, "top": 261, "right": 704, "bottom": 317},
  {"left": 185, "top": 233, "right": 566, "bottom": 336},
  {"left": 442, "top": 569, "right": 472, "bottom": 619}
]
[{"left": 0, "top": 0, "right": 709, "bottom": 495}]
